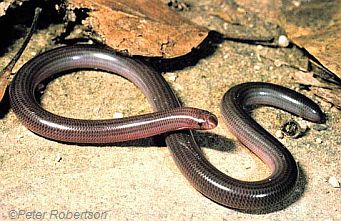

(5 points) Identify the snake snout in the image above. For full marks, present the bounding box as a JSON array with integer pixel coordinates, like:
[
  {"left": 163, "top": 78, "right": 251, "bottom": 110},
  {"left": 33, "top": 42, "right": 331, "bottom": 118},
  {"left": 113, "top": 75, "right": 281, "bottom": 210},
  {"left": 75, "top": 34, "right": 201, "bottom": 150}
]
[
  {"left": 199, "top": 113, "right": 218, "bottom": 130},
  {"left": 207, "top": 114, "right": 218, "bottom": 129}
]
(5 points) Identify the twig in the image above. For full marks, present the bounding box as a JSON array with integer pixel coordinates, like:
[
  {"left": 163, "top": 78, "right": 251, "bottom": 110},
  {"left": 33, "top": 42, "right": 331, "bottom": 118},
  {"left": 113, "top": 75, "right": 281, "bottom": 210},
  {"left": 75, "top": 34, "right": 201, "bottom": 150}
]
[{"left": 0, "top": 7, "right": 42, "bottom": 101}]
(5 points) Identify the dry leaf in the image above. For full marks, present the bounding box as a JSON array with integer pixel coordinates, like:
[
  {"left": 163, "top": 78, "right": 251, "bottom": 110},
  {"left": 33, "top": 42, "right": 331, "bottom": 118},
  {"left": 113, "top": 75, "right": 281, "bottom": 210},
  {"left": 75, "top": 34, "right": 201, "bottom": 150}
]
[
  {"left": 311, "top": 87, "right": 341, "bottom": 109},
  {"left": 225, "top": 1, "right": 341, "bottom": 79},
  {"left": 282, "top": 0, "right": 341, "bottom": 79},
  {"left": 66, "top": 0, "right": 208, "bottom": 58},
  {"left": 290, "top": 70, "right": 341, "bottom": 108},
  {"left": 236, "top": 0, "right": 341, "bottom": 79},
  {"left": 290, "top": 71, "right": 325, "bottom": 87},
  {"left": 228, "top": 1, "right": 341, "bottom": 108}
]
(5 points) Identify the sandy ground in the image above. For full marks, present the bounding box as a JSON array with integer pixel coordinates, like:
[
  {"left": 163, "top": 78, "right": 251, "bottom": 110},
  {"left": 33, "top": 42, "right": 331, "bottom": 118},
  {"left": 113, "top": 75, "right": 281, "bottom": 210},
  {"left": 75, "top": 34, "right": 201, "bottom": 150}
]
[{"left": 0, "top": 1, "right": 340, "bottom": 220}]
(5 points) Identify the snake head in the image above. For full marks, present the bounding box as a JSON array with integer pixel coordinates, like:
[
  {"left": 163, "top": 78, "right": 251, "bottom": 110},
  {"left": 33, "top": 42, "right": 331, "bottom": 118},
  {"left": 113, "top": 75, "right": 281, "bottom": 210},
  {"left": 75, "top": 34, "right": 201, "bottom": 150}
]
[{"left": 197, "top": 112, "right": 218, "bottom": 130}]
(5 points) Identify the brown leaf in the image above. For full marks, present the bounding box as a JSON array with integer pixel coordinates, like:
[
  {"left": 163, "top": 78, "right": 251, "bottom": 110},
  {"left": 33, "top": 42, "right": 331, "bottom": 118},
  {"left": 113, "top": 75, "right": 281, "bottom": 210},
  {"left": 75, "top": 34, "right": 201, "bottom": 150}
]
[
  {"left": 223, "top": 1, "right": 341, "bottom": 79},
  {"left": 311, "top": 87, "right": 341, "bottom": 109},
  {"left": 290, "top": 71, "right": 325, "bottom": 87},
  {"left": 282, "top": 0, "right": 341, "bottom": 79},
  {"left": 67, "top": 0, "right": 208, "bottom": 58}
]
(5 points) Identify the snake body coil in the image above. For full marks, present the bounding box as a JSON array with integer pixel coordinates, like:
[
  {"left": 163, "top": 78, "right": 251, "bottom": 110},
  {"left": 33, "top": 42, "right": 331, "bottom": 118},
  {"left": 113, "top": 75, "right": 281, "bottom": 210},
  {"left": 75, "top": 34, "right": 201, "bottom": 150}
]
[{"left": 9, "top": 45, "right": 324, "bottom": 210}]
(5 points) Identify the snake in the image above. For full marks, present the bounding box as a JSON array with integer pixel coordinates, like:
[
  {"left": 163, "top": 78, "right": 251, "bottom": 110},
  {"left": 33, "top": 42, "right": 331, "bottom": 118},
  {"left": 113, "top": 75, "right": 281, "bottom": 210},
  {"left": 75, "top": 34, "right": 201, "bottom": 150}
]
[{"left": 9, "top": 44, "right": 325, "bottom": 210}]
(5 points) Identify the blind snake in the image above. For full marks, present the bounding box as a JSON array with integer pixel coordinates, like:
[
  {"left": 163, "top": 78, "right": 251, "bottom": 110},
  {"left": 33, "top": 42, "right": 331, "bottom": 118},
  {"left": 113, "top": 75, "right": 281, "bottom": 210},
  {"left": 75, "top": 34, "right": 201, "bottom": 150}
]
[{"left": 9, "top": 45, "right": 325, "bottom": 211}]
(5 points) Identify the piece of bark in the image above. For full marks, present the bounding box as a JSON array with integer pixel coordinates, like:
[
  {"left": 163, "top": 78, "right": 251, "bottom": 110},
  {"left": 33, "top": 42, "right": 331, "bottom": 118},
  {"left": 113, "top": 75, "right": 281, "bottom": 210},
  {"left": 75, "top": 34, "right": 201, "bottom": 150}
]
[{"left": 66, "top": 0, "right": 208, "bottom": 58}]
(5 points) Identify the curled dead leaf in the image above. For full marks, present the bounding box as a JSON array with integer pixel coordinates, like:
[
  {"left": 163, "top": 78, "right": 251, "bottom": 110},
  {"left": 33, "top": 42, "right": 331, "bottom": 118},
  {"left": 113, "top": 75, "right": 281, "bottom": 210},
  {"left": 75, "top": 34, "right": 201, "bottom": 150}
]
[{"left": 66, "top": 0, "right": 208, "bottom": 58}]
